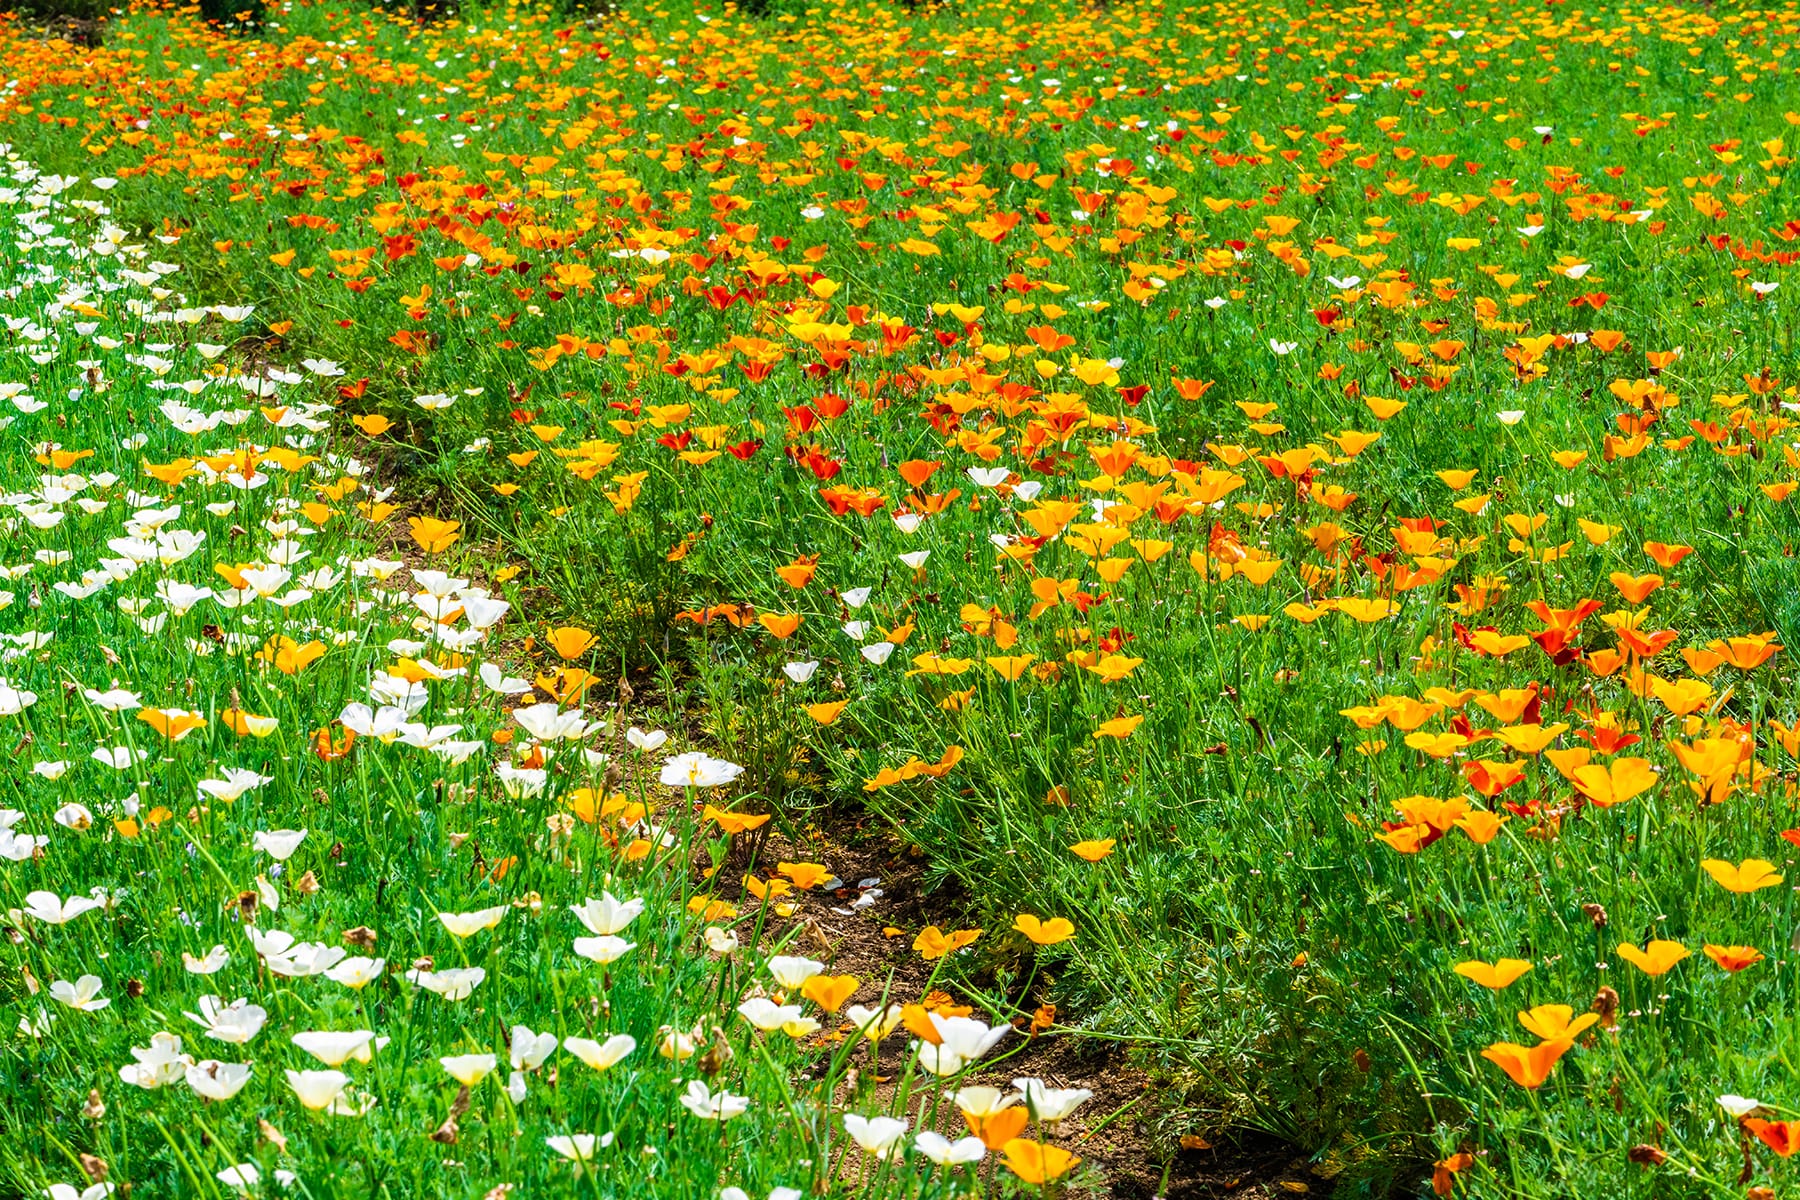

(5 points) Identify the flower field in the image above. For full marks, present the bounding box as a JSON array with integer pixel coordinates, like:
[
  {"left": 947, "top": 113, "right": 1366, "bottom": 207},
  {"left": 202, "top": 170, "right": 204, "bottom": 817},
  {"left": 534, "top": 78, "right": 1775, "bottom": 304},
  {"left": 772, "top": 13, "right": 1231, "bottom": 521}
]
[{"left": 2, "top": 0, "right": 1800, "bottom": 1195}]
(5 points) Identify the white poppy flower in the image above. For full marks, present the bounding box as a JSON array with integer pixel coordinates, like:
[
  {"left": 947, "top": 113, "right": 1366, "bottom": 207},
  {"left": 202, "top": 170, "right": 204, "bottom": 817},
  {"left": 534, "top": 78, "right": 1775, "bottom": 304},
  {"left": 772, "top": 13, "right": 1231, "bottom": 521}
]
[
  {"left": 914, "top": 1130, "right": 986, "bottom": 1164},
  {"left": 767, "top": 955, "right": 825, "bottom": 989},
  {"left": 407, "top": 966, "right": 486, "bottom": 1000},
  {"left": 186, "top": 1059, "right": 253, "bottom": 1101},
  {"left": 21, "top": 890, "right": 103, "bottom": 925},
  {"left": 182, "top": 945, "right": 231, "bottom": 975},
  {"left": 658, "top": 752, "right": 743, "bottom": 788},
  {"left": 291, "top": 1030, "right": 380, "bottom": 1067},
  {"left": 678, "top": 1079, "right": 749, "bottom": 1121},
  {"left": 286, "top": 1068, "right": 350, "bottom": 1109},
  {"left": 251, "top": 828, "right": 306, "bottom": 861},
  {"left": 323, "top": 957, "right": 385, "bottom": 990},
  {"left": 119, "top": 1032, "right": 193, "bottom": 1089},
  {"left": 49, "top": 975, "right": 109, "bottom": 1011},
  {"left": 185, "top": 996, "right": 267, "bottom": 1044},
  {"left": 562, "top": 1033, "right": 636, "bottom": 1071},
  {"left": 546, "top": 1132, "right": 615, "bottom": 1173},
  {"left": 842, "top": 1113, "right": 909, "bottom": 1158},
  {"left": 510, "top": 1025, "right": 559, "bottom": 1070},
  {"left": 570, "top": 893, "right": 645, "bottom": 935},
  {"left": 439, "top": 1053, "right": 498, "bottom": 1086},
  {"left": 625, "top": 726, "right": 668, "bottom": 752},
  {"left": 438, "top": 905, "right": 508, "bottom": 938},
  {"left": 572, "top": 935, "right": 635, "bottom": 965}
]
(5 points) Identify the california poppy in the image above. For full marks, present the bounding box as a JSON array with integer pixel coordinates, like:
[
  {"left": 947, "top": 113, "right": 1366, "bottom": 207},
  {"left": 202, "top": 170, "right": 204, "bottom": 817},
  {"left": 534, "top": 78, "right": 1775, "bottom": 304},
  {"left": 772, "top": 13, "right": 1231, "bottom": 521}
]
[
  {"left": 1701, "top": 858, "right": 1783, "bottom": 893},
  {"left": 1454, "top": 959, "right": 1533, "bottom": 989},
  {"left": 1614, "top": 940, "right": 1690, "bottom": 976},
  {"left": 1480, "top": 1038, "right": 1574, "bottom": 1089},
  {"left": 1000, "top": 1138, "right": 1081, "bottom": 1184},
  {"left": 1013, "top": 914, "right": 1075, "bottom": 946}
]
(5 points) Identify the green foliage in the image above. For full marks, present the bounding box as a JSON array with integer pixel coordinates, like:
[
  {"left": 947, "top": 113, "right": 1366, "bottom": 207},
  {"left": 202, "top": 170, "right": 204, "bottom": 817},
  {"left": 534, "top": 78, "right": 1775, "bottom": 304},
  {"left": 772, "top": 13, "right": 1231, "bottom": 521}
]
[{"left": 7, "top": 0, "right": 1800, "bottom": 1196}]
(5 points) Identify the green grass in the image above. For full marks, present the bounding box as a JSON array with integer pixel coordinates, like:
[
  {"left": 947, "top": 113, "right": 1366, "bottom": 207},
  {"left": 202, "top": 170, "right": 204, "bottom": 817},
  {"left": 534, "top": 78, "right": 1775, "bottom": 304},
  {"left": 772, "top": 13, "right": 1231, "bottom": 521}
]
[{"left": 3, "top": 0, "right": 1800, "bottom": 1195}]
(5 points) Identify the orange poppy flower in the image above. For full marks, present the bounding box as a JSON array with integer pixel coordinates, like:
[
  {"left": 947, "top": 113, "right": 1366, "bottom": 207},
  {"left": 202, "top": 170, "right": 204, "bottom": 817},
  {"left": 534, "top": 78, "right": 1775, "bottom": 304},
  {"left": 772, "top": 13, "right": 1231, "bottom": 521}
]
[
  {"left": 913, "top": 925, "right": 982, "bottom": 960},
  {"left": 138, "top": 708, "right": 208, "bottom": 741},
  {"left": 800, "top": 974, "right": 858, "bottom": 1012},
  {"left": 778, "top": 862, "right": 833, "bottom": 889},
  {"left": 1092, "top": 714, "right": 1143, "bottom": 739},
  {"left": 312, "top": 724, "right": 356, "bottom": 762},
  {"left": 1461, "top": 758, "right": 1526, "bottom": 798},
  {"left": 804, "top": 701, "right": 848, "bottom": 725},
  {"left": 1614, "top": 940, "right": 1690, "bottom": 976},
  {"left": 1703, "top": 944, "right": 1764, "bottom": 972},
  {"left": 775, "top": 556, "right": 818, "bottom": 588},
  {"left": 1001, "top": 1138, "right": 1081, "bottom": 1184},
  {"left": 1701, "top": 858, "right": 1783, "bottom": 893},
  {"left": 757, "top": 612, "right": 802, "bottom": 639},
  {"left": 544, "top": 626, "right": 598, "bottom": 660},
  {"left": 1746, "top": 1119, "right": 1800, "bottom": 1157},
  {"left": 896, "top": 459, "right": 942, "bottom": 489},
  {"left": 703, "top": 806, "right": 771, "bottom": 835},
  {"left": 1569, "top": 758, "right": 1659, "bottom": 807},
  {"left": 1480, "top": 1038, "right": 1574, "bottom": 1089},
  {"left": 1012, "top": 914, "right": 1075, "bottom": 946},
  {"left": 407, "top": 514, "right": 461, "bottom": 553},
  {"left": 1517, "top": 1005, "right": 1600, "bottom": 1041},
  {"left": 1453, "top": 959, "right": 1533, "bottom": 989},
  {"left": 1706, "top": 634, "right": 1782, "bottom": 669},
  {"left": 742, "top": 875, "right": 791, "bottom": 902}
]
